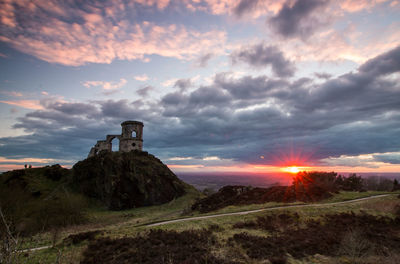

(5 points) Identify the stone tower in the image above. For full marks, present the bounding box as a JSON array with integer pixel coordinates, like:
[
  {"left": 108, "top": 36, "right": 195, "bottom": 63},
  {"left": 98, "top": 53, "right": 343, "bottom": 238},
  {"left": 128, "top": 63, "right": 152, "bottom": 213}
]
[
  {"left": 119, "top": 121, "right": 143, "bottom": 152},
  {"left": 88, "top": 120, "right": 144, "bottom": 158}
]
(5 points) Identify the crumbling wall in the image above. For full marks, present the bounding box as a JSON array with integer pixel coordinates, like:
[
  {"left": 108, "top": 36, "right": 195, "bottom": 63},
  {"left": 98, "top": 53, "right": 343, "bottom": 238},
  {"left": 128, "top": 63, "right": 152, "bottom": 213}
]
[{"left": 88, "top": 121, "right": 144, "bottom": 158}]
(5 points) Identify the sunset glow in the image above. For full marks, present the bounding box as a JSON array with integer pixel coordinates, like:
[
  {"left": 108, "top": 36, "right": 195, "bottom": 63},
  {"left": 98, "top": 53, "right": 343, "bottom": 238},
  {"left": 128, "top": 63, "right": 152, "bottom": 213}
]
[
  {"left": 0, "top": 1, "right": 399, "bottom": 174},
  {"left": 281, "top": 166, "right": 309, "bottom": 174},
  {"left": 282, "top": 166, "right": 300, "bottom": 174}
]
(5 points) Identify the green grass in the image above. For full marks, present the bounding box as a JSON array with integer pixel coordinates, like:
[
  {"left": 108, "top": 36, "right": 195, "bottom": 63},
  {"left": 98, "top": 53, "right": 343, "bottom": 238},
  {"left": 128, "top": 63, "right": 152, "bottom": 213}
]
[
  {"left": 322, "top": 190, "right": 394, "bottom": 203},
  {"left": 13, "top": 191, "right": 400, "bottom": 263},
  {"left": 146, "top": 193, "right": 400, "bottom": 235}
]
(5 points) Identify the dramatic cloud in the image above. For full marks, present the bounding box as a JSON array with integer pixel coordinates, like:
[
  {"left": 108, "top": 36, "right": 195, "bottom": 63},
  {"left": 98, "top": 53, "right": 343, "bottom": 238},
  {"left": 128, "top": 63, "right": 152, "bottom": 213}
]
[
  {"left": 174, "top": 78, "right": 193, "bottom": 92},
  {"left": 136, "top": 86, "right": 154, "bottom": 97},
  {"left": 0, "top": 44, "right": 399, "bottom": 170},
  {"left": 234, "top": 0, "right": 259, "bottom": 17},
  {"left": 269, "top": 0, "right": 330, "bottom": 39},
  {"left": 0, "top": 1, "right": 226, "bottom": 66},
  {"left": 359, "top": 45, "right": 400, "bottom": 75},
  {"left": 196, "top": 53, "right": 214, "bottom": 67},
  {"left": 185, "top": 0, "right": 390, "bottom": 17},
  {"left": 231, "top": 43, "right": 296, "bottom": 77},
  {"left": 373, "top": 152, "right": 400, "bottom": 164}
]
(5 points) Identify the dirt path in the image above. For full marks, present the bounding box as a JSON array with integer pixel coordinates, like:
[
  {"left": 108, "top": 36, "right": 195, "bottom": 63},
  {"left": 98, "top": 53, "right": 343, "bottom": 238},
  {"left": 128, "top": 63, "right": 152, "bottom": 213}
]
[
  {"left": 23, "top": 193, "right": 392, "bottom": 252},
  {"left": 146, "top": 194, "right": 392, "bottom": 227}
]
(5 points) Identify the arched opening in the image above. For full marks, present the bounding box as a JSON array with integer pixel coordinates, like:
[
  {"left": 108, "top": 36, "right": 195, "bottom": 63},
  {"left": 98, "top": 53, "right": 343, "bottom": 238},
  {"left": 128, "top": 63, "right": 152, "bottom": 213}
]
[
  {"left": 131, "top": 130, "right": 137, "bottom": 138},
  {"left": 111, "top": 137, "right": 119, "bottom": 152}
]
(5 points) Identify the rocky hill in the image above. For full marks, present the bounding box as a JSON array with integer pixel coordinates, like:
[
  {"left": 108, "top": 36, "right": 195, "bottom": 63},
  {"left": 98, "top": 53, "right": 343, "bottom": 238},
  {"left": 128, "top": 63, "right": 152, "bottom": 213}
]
[{"left": 72, "top": 150, "right": 188, "bottom": 210}]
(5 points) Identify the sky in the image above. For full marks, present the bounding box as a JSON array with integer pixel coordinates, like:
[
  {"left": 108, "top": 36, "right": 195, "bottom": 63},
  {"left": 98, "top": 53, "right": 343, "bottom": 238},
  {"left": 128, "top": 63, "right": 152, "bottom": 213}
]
[{"left": 0, "top": 0, "right": 399, "bottom": 175}]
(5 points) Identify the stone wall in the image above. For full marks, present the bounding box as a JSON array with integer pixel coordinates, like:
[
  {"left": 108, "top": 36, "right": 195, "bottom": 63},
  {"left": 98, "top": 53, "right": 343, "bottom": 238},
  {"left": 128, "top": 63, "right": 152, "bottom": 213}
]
[{"left": 88, "top": 121, "right": 144, "bottom": 158}]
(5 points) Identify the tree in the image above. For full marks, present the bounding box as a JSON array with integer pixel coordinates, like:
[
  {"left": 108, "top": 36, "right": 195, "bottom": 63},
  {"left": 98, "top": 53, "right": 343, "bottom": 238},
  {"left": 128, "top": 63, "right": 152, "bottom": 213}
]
[
  {"left": 342, "top": 174, "right": 363, "bottom": 191},
  {"left": 393, "top": 179, "right": 400, "bottom": 191}
]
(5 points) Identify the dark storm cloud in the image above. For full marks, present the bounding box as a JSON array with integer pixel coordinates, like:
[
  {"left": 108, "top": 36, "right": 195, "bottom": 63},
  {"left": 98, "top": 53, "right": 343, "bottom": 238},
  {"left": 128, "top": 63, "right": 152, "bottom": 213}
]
[
  {"left": 174, "top": 78, "right": 192, "bottom": 92},
  {"left": 189, "top": 86, "right": 232, "bottom": 107},
  {"left": 214, "top": 73, "right": 290, "bottom": 100},
  {"left": 373, "top": 153, "right": 400, "bottom": 164},
  {"left": 314, "top": 72, "right": 332, "bottom": 79},
  {"left": 136, "top": 86, "right": 154, "bottom": 97},
  {"left": 231, "top": 44, "right": 296, "bottom": 77},
  {"left": 359, "top": 45, "right": 400, "bottom": 76},
  {"left": 234, "top": 0, "right": 259, "bottom": 17},
  {"left": 161, "top": 92, "right": 188, "bottom": 106},
  {"left": 1, "top": 46, "right": 400, "bottom": 167},
  {"left": 196, "top": 53, "right": 214, "bottom": 67},
  {"left": 269, "top": 0, "right": 329, "bottom": 39}
]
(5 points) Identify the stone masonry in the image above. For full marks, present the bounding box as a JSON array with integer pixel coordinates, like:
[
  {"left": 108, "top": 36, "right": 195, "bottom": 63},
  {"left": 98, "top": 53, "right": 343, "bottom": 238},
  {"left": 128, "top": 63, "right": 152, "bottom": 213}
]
[{"left": 88, "top": 121, "right": 143, "bottom": 158}]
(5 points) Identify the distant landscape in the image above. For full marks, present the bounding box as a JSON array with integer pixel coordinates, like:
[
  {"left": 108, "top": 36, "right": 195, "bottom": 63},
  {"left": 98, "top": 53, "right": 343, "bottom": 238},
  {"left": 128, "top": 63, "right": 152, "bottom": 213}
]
[{"left": 179, "top": 172, "right": 400, "bottom": 191}]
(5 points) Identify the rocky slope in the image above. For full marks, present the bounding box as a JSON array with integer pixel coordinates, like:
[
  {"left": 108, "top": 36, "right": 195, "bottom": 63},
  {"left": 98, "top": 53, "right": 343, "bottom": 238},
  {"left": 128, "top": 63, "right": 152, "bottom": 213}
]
[{"left": 72, "top": 150, "right": 188, "bottom": 210}]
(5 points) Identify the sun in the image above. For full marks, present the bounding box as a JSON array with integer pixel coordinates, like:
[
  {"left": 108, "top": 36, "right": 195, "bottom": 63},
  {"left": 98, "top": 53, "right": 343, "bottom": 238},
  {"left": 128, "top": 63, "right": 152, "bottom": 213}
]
[{"left": 281, "top": 166, "right": 301, "bottom": 174}]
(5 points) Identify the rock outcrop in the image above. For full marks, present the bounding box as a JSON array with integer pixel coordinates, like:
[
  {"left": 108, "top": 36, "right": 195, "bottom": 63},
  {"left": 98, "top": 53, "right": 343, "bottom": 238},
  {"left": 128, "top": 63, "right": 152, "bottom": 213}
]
[{"left": 72, "top": 150, "right": 187, "bottom": 210}]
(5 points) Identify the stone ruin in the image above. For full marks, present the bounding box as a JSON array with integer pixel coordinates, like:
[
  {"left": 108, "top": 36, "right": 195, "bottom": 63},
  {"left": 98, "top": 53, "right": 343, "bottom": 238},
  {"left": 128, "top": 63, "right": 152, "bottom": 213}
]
[{"left": 88, "top": 121, "right": 144, "bottom": 158}]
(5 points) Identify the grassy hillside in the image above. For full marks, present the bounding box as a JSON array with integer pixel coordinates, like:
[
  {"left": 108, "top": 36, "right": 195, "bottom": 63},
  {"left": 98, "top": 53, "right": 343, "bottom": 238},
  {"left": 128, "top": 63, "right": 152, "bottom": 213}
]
[
  {"left": 7, "top": 190, "right": 400, "bottom": 264},
  {"left": 0, "top": 165, "right": 88, "bottom": 236}
]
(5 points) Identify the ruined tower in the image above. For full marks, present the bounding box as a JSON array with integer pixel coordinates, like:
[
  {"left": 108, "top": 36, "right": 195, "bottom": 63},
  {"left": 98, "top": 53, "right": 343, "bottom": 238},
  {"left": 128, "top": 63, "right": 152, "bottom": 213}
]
[
  {"left": 88, "top": 120, "right": 144, "bottom": 158},
  {"left": 119, "top": 121, "right": 143, "bottom": 152}
]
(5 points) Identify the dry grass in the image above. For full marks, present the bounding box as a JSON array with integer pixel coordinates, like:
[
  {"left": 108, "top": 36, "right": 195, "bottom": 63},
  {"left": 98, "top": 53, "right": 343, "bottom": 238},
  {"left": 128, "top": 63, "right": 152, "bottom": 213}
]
[{"left": 11, "top": 192, "right": 400, "bottom": 263}]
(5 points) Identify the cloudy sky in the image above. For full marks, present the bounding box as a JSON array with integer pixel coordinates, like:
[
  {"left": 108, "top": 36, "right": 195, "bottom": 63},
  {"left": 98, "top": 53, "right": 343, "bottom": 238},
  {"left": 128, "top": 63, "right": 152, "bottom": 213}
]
[{"left": 0, "top": 0, "right": 399, "bottom": 174}]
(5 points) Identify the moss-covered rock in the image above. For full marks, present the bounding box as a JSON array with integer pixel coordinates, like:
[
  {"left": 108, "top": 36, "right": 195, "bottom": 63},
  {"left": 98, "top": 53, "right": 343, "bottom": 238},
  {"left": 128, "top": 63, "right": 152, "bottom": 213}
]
[{"left": 72, "top": 150, "right": 187, "bottom": 210}]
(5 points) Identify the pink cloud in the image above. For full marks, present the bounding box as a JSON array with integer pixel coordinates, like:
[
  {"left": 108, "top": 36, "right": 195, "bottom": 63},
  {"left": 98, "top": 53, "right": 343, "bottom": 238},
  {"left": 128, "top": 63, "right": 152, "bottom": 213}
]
[
  {"left": 0, "top": 100, "right": 44, "bottom": 110},
  {"left": 83, "top": 78, "right": 127, "bottom": 91},
  {"left": 0, "top": 1, "right": 226, "bottom": 66},
  {"left": 0, "top": 0, "right": 17, "bottom": 28},
  {"left": 134, "top": 74, "right": 149, "bottom": 82},
  {"left": 1, "top": 91, "right": 23, "bottom": 97},
  {"left": 135, "top": 0, "right": 171, "bottom": 9},
  {"left": 390, "top": 0, "right": 399, "bottom": 6},
  {"left": 184, "top": 0, "right": 286, "bottom": 17},
  {"left": 183, "top": 0, "right": 391, "bottom": 18},
  {"left": 339, "top": 0, "right": 390, "bottom": 12},
  {"left": 271, "top": 22, "right": 400, "bottom": 65}
]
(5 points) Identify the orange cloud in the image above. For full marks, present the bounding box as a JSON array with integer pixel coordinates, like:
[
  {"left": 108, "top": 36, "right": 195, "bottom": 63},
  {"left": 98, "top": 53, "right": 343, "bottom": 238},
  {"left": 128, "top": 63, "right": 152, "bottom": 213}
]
[{"left": 0, "top": 100, "right": 43, "bottom": 110}]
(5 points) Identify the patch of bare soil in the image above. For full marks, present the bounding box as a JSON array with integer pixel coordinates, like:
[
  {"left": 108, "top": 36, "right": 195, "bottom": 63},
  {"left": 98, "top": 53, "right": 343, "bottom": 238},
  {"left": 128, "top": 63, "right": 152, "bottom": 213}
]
[
  {"left": 231, "top": 212, "right": 400, "bottom": 263},
  {"left": 80, "top": 229, "right": 236, "bottom": 264}
]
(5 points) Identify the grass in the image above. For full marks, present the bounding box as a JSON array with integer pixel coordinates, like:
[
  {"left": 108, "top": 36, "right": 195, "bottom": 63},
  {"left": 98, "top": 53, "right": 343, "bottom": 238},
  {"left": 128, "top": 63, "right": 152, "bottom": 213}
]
[
  {"left": 13, "top": 190, "right": 400, "bottom": 263},
  {"left": 322, "top": 190, "right": 394, "bottom": 203}
]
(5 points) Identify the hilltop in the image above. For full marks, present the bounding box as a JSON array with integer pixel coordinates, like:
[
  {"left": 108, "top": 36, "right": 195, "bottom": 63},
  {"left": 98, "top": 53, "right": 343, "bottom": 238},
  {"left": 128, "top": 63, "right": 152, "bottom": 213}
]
[
  {"left": 72, "top": 150, "right": 189, "bottom": 210},
  {"left": 0, "top": 150, "right": 194, "bottom": 236}
]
